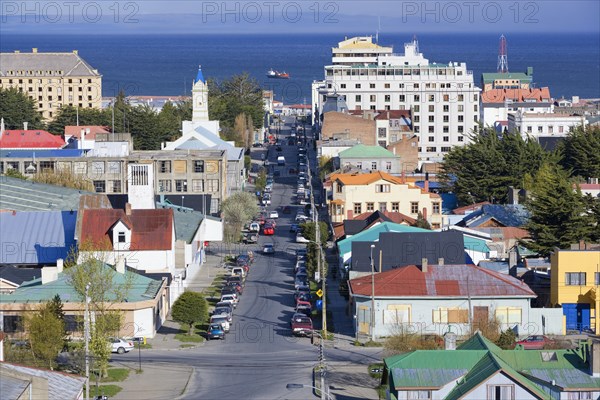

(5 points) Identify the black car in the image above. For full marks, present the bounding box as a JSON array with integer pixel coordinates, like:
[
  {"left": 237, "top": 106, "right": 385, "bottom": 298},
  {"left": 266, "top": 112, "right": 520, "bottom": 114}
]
[
  {"left": 252, "top": 142, "right": 263, "bottom": 148},
  {"left": 221, "top": 286, "right": 238, "bottom": 297}
]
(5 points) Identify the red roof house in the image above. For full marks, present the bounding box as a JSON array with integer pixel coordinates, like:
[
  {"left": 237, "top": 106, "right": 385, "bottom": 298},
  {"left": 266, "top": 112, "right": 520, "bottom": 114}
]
[{"left": 0, "top": 130, "right": 65, "bottom": 149}]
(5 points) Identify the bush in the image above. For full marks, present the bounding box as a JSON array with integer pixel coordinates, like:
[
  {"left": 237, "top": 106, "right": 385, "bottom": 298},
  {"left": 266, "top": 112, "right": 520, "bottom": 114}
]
[{"left": 496, "top": 329, "right": 516, "bottom": 349}]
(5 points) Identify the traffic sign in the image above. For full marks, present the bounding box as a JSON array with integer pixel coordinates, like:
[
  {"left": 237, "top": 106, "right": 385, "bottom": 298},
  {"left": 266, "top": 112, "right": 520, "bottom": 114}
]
[{"left": 316, "top": 289, "right": 323, "bottom": 298}]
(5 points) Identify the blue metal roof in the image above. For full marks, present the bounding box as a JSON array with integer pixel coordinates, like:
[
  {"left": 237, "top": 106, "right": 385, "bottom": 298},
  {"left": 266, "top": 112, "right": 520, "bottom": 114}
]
[
  {"left": 0, "top": 210, "right": 77, "bottom": 264},
  {"left": 195, "top": 65, "right": 205, "bottom": 84},
  {"left": 459, "top": 204, "right": 530, "bottom": 228},
  {"left": 0, "top": 149, "right": 86, "bottom": 158}
]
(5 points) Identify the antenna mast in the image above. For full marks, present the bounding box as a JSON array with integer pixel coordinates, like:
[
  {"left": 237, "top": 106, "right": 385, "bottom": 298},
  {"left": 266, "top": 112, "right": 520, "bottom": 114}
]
[{"left": 497, "top": 34, "right": 508, "bottom": 73}]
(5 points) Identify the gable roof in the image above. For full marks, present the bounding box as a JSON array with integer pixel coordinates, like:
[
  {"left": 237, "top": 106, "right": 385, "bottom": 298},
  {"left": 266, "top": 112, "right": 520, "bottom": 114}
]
[
  {"left": 0, "top": 262, "right": 164, "bottom": 304},
  {"left": 0, "top": 210, "right": 77, "bottom": 265},
  {"left": 342, "top": 211, "right": 417, "bottom": 239},
  {"left": 0, "top": 265, "right": 40, "bottom": 286},
  {"left": 167, "top": 127, "right": 243, "bottom": 161},
  {"left": 64, "top": 125, "right": 110, "bottom": 140},
  {"left": 0, "top": 363, "right": 86, "bottom": 400},
  {"left": 458, "top": 204, "right": 530, "bottom": 228},
  {"left": 338, "top": 144, "right": 396, "bottom": 159},
  {"left": 80, "top": 208, "right": 173, "bottom": 251},
  {"left": 349, "top": 264, "right": 536, "bottom": 298},
  {"left": 349, "top": 230, "right": 468, "bottom": 272},
  {"left": 481, "top": 88, "right": 551, "bottom": 104},
  {"left": 332, "top": 170, "right": 405, "bottom": 186},
  {"left": 156, "top": 202, "right": 205, "bottom": 243},
  {"left": 0, "top": 130, "right": 65, "bottom": 149},
  {"left": 337, "top": 222, "right": 429, "bottom": 256}
]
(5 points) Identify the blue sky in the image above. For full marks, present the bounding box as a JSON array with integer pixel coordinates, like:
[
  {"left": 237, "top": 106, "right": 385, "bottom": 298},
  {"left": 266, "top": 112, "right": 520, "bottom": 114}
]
[{"left": 1, "top": 0, "right": 598, "bottom": 34}]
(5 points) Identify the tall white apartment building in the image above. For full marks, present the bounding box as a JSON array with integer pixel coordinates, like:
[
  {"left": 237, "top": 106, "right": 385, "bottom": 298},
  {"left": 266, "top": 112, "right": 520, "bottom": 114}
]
[{"left": 312, "top": 36, "right": 481, "bottom": 163}]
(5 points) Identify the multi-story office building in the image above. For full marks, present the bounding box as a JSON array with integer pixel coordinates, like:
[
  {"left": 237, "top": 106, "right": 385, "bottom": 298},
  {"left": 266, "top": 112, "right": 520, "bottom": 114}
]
[
  {"left": 312, "top": 36, "right": 480, "bottom": 163},
  {"left": 0, "top": 49, "right": 102, "bottom": 120}
]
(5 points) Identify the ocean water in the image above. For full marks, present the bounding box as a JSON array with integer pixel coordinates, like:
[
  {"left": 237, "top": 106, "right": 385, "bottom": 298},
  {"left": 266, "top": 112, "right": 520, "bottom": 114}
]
[{"left": 1, "top": 33, "right": 598, "bottom": 103}]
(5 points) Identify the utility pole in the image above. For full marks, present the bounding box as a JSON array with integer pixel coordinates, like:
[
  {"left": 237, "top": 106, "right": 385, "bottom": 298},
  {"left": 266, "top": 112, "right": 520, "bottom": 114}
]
[
  {"left": 370, "top": 244, "right": 376, "bottom": 342},
  {"left": 84, "top": 282, "right": 91, "bottom": 400},
  {"left": 467, "top": 276, "right": 473, "bottom": 331}
]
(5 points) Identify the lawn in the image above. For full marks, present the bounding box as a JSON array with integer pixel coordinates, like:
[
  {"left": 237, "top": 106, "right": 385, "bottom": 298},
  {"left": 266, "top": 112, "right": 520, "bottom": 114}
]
[
  {"left": 90, "top": 384, "right": 122, "bottom": 397},
  {"left": 175, "top": 333, "right": 205, "bottom": 343},
  {"left": 102, "top": 368, "right": 130, "bottom": 382}
]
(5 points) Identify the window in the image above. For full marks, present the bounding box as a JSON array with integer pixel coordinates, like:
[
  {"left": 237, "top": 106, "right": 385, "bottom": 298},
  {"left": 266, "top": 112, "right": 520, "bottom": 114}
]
[
  {"left": 91, "top": 161, "right": 104, "bottom": 174},
  {"left": 428, "top": 94, "right": 435, "bottom": 102},
  {"left": 160, "top": 161, "right": 171, "bottom": 173},
  {"left": 378, "top": 127, "right": 387, "bottom": 138},
  {"left": 458, "top": 105, "right": 464, "bottom": 112},
  {"left": 428, "top": 126, "right": 434, "bottom": 133},
  {"left": 112, "top": 180, "right": 121, "bottom": 193},
  {"left": 527, "top": 126, "right": 533, "bottom": 133},
  {"left": 93, "top": 180, "right": 106, "bottom": 193},
  {"left": 458, "top": 136, "right": 464, "bottom": 142},
  {"left": 370, "top": 83, "right": 375, "bottom": 89},
  {"left": 428, "top": 136, "right": 435, "bottom": 142},
  {"left": 385, "top": 161, "right": 392, "bottom": 171},
  {"left": 159, "top": 180, "right": 172, "bottom": 192},
  {"left": 375, "top": 184, "right": 390, "bottom": 193},
  {"left": 413, "top": 105, "right": 420, "bottom": 112},
  {"left": 366, "top": 202, "right": 374, "bottom": 212},
  {"left": 548, "top": 126, "right": 554, "bottom": 133},
  {"left": 458, "top": 126, "right": 464, "bottom": 133},
  {"left": 568, "top": 392, "right": 595, "bottom": 400},
  {"left": 107, "top": 161, "right": 121, "bottom": 174},
  {"left": 487, "top": 384, "right": 514, "bottom": 400},
  {"left": 378, "top": 140, "right": 387, "bottom": 147},
  {"left": 354, "top": 203, "right": 362, "bottom": 214},
  {"left": 355, "top": 95, "right": 361, "bottom": 102},
  {"left": 384, "top": 95, "right": 390, "bottom": 102},
  {"left": 336, "top": 183, "right": 343, "bottom": 193},
  {"left": 443, "top": 136, "right": 449, "bottom": 142},
  {"left": 414, "top": 116, "right": 420, "bottom": 122},
  {"left": 384, "top": 83, "right": 390, "bottom": 89},
  {"left": 559, "top": 126, "right": 564, "bottom": 133},
  {"left": 443, "top": 94, "right": 449, "bottom": 101},
  {"left": 355, "top": 83, "right": 361, "bottom": 89},
  {"left": 414, "top": 95, "right": 420, "bottom": 102},
  {"left": 118, "top": 232, "right": 126, "bottom": 243},
  {"left": 458, "top": 94, "right": 464, "bottom": 101},
  {"left": 443, "top": 116, "right": 449, "bottom": 123},
  {"left": 410, "top": 202, "right": 419, "bottom": 214},
  {"left": 406, "top": 390, "right": 431, "bottom": 400},
  {"left": 379, "top": 202, "right": 387, "bottom": 212},
  {"left": 175, "top": 179, "right": 188, "bottom": 192},
  {"left": 74, "top": 162, "right": 86, "bottom": 174},
  {"left": 370, "top": 95, "right": 376, "bottom": 102},
  {"left": 458, "top": 115, "right": 464, "bottom": 122},
  {"left": 391, "top": 202, "right": 399, "bottom": 212},
  {"left": 441, "top": 146, "right": 451, "bottom": 152},
  {"left": 432, "top": 203, "right": 440, "bottom": 214},
  {"left": 495, "top": 307, "right": 522, "bottom": 324},
  {"left": 565, "top": 272, "right": 586, "bottom": 286},
  {"left": 538, "top": 126, "right": 543, "bottom": 133},
  {"left": 413, "top": 83, "right": 419, "bottom": 89},
  {"left": 428, "top": 105, "right": 434, "bottom": 112},
  {"left": 428, "top": 115, "right": 434, "bottom": 123},
  {"left": 194, "top": 160, "right": 204, "bottom": 173},
  {"left": 356, "top": 162, "right": 362, "bottom": 169},
  {"left": 432, "top": 308, "right": 469, "bottom": 323},
  {"left": 3, "top": 315, "right": 23, "bottom": 333},
  {"left": 207, "top": 179, "right": 219, "bottom": 192},
  {"left": 368, "top": 162, "right": 376, "bottom": 170},
  {"left": 443, "top": 105, "right": 449, "bottom": 112},
  {"left": 399, "top": 95, "right": 405, "bottom": 102},
  {"left": 192, "top": 179, "right": 204, "bottom": 192},
  {"left": 595, "top": 272, "right": 600, "bottom": 285}
]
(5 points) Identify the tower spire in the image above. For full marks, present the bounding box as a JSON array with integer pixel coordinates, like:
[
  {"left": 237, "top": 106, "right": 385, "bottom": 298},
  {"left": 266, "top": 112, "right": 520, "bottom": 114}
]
[{"left": 497, "top": 34, "right": 508, "bottom": 73}]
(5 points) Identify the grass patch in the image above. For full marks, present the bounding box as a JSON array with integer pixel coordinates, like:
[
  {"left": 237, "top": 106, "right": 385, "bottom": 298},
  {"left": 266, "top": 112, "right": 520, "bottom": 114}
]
[
  {"left": 137, "top": 343, "right": 152, "bottom": 349},
  {"left": 364, "top": 340, "right": 384, "bottom": 347},
  {"left": 179, "top": 344, "right": 197, "bottom": 349},
  {"left": 175, "top": 333, "right": 205, "bottom": 343},
  {"left": 90, "top": 384, "right": 122, "bottom": 398},
  {"left": 102, "top": 368, "right": 130, "bottom": 382}
]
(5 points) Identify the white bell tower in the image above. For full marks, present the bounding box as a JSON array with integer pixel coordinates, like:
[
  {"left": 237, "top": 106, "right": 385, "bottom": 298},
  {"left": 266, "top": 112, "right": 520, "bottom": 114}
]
[{"left": 192, "top": 65, "right": 209, "bottom": 123}]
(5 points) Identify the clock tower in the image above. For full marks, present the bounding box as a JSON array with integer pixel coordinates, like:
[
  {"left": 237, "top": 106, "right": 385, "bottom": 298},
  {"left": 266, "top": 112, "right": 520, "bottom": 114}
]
[{"left": 192, "top": 65, "right": 209, "bottom": 123}]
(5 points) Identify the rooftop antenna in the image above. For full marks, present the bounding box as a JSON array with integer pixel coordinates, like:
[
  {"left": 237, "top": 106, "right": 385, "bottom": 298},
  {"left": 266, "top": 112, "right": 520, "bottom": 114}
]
[
  {"left": 497, "top": 34, "right": 508, "bottom": 73},
  {"left": 376, "top": 16, "right": 381, "bottom": 44},
  {"left": 413, "top": 34, "right": 419, "bottom": 54}
]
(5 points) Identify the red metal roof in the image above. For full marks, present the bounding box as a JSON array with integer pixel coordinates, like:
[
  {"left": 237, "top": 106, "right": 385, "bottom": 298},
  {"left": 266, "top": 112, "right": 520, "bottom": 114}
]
[
  {"left": 0, "top": 130, "right": 65, "bottom": 149},
  {"left": 81, "top": 208, "right": 174, "bottom": 251},
  {"left": 64, "top": 125, "right": 110, "bottom": 140},
  {"left": 481, "top": 88, "right": 551, "bottom": 103},
  {"left": 349, "top": 264, "right": 536, "bottom": 298},
  {"left": 452, "top": 202, "right": 491, "bottom": 215}
]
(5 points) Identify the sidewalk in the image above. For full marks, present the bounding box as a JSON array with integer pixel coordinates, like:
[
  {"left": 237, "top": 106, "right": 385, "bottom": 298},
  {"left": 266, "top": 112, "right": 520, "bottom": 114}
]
[
  {"left": 327, "top": 364, "right": 380, "bottom": 400},
  {"left": 112, "top": 362, "right": 193, "bottom": 400}
]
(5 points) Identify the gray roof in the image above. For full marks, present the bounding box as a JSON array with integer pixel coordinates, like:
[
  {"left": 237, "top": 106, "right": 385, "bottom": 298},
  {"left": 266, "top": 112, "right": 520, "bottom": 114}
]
[
  {"left": 0, "top": 265, "right": 40, "bottom": 285},
  {"left": 0, "top": 373, "right": 29, "bottom": 400},
  {"left": 157, "top": 202, "right": 204, "bottom": 243},
  {"left": 0, "top": 363, "right": 86, "bottom": 400},
  {"left": 0, "top": 51, "right": 100, "bottom": 77},
  {"left": 0, "top": 176, "right": 96, "bottom": 212},
  {"left": 0, "top": 210, "right": 77, "bottom": 265}
]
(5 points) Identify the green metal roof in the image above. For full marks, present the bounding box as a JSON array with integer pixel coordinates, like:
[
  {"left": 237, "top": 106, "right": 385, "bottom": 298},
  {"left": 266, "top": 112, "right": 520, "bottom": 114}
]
[
  {"left": 481, "top": 72, "right": 533, "bottom": 83},
  {"left": 463, "top": 236, "right": 490, "bottom": 253},
  {"left": 0, "top": 263, "right": 163, "bottom": 304},
  {"left": 338, "top": 144, "right": 396, "bottom": 159},
  {"left": 338, "top": 222, "right": 429, "bottom": 256}
]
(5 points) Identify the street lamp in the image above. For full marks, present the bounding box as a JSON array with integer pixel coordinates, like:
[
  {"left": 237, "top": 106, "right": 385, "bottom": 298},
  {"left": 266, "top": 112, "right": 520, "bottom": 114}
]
[
  {"left": 370, "top": 244, "right": 376, "bottom": 342},
  {"left": 286, "top": 383, "right": 334, "bottom": 400}
]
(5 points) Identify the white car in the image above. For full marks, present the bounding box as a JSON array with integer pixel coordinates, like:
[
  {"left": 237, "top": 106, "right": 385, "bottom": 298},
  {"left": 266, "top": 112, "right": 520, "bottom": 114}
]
[
  {"left": 210, "top": 314, "right": 231, "bottom": 333},
  {"left": 295, "top": 214, "right": 309, "bottom": 222},
  {"left": 220, "top": 294, "right": 238, "bottom": 308},
  {"left": 110, "top": 337, "right": 135, "bottom": 354},
  {"left": 269, "top": 211, "right": 279, "bottom": 219},
  {"left": 296, "top": 233, "right": 310, "bottom": 243}
]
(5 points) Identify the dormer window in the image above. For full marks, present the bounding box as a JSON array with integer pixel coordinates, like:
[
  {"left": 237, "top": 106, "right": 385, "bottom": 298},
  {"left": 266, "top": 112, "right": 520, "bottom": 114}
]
[{"left": 118, "top": 232, "right": 126, "bottom": 243}]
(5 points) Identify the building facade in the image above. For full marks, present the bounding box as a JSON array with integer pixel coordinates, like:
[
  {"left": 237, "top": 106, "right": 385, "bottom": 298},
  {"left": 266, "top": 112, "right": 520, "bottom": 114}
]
[
  {"left": 0, "top": 49, "right": 102, "bottom": 120},
  {"left": 508, "top": 112, "right": 588, "bottom": 139},
  {"left": 313, "top": 36, "right": 480, "bottom": 163},
  {"left": 480, "top": 88, "right": 553, "bottom": 128}
]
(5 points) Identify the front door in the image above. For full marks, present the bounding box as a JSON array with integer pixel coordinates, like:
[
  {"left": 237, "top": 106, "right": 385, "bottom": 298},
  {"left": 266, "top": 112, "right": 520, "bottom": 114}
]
[
  {"left": 473, "top": 306, "right": 489, "bottom": 331},
  {"left": 358, "top": 306, "right": 370, "bottom": 334},
  {"left": 563, "top": 303, "right": 591, "bottom": 332}
]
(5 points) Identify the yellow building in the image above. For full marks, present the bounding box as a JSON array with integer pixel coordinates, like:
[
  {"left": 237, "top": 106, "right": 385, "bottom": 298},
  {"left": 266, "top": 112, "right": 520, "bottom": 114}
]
[
  {"left": 550, "top": 246, "right": 600, "bottom": 334},
  {"left": 0, "top": 48, "right": 102, "bottom": 120},
  {"left": 327, "top": 170, "right": 443, "bottom": 228}
]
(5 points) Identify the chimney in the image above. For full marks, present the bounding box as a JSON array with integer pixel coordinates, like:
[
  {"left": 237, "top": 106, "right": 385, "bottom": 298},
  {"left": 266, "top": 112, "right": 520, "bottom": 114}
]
[
  {"left": 56, "top": 258, "right": 64, "bottom": 274},
  {"left": 424, "top": 180, "right": 429, "bottom": 192},
  {"left": 508, "top": 186, "right": 519, "bottom": 205},
  {"left": 23, "top": 122, "right": 28, "bottom": 130},
  {"left": 438, "top": 258, "right": 444, "bottom": 266},
  {"left": 579, "top": 240, "right": 586, "bottom": 250},
  {"left": 41, "top": 266, "right": 58, "bottom": 285},
  {"left": 422, "top": 207, "right": 427, "bottom": 221},
  {"left": 444, "top": 332, "right": 457, "bottom": 350},
  {"left": 591, "top": 340, "right": 600, "bottom": 378},
  {"left": 116, "top": 257, "right": 126, "bottom": 274},
  {"left": 161, "top": 142, "right": 165, "bottom": 150},
  {"left": 421, "top": 257, "right": 428, "bottom": 273},
  {"left": 125, "top": 203, "right": 132, "bottom": 216}
]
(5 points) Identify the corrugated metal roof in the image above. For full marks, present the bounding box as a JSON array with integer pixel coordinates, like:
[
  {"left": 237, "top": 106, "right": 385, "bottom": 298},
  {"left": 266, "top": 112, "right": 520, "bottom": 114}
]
[
  {"left": 338, "top": 222, "right": 429, "bottom": 256},
  {"left": 349, "top": 264, "right": 536, "bottom": 298},
  {"left": 0, "top": 210, "right": 77, "bottom": 264},
  {"left": 0, "top": 149, "right": 85, "bottom": 158},
  {"left": 0, "top": 130, "right": 65, "bottom": 149},
  {"left": 0, "top": 176, "right": 95, "bottom": 212},
  {"left": 0, "top": 51, "right": 100, "bottom": 77},
  {"left": 1, "top": 363, "right": 86, "bottom": 400},
  {"left": 459, "top": 204, "right": 530, "bottom": 228},
  {"left": 338, "top": 144, "right": 396, "bottom": 159},
  {"left": 81, "top": 208, "right": 173, "bottom": 251},
  {"left": 157, "top": 202, "right": 204, "bottom": 243}
]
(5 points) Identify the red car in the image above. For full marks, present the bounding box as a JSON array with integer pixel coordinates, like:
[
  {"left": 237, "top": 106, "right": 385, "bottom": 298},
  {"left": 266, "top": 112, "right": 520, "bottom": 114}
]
[
  {"left": 263, "top": 224, "right": 275, "bottom": 235},
  {"left": 516, "top": 335, "right": 555, "bottom": 350},
  {"left": 291, "top": 315, "right": 313, "bottom": 337}
]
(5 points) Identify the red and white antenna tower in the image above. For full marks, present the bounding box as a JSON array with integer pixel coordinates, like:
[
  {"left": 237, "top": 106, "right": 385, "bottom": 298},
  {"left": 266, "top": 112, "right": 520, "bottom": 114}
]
[{"left": 497, "top": 34, "right": 508, "bottom": 73}]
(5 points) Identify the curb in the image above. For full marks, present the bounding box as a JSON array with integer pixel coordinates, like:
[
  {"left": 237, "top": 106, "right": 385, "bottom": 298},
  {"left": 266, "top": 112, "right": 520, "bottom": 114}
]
[{"left": 176, "top": 366, "right": 196, "bottom": 400}]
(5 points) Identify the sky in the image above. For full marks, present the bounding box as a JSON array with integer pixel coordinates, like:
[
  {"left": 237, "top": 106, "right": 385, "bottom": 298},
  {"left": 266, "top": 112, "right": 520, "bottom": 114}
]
[{"left": 1, "top": 0, "right": 599, "bottom": 34}]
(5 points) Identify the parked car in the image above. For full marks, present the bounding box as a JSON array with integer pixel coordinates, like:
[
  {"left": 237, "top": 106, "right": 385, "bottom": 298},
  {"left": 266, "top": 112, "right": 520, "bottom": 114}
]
[
  {"left": 224, "top": 281, "right": 243, "bottom": 295},
  {"left": 231, "top": 267, "right": 246, "bottom": 278},
  {"left": 215, "top": 302, "right": 234, "bottom": 315},
  {"left": 263, "top": 223, "right": 275, "bottom": 235},
  {"left": 243, "top": 233, "right": 258, "bottom": 244},
  {"left": 210, "top": 314, "right": 231, "bottom": 333},
  {"left": 295, "top": 303, "right": 312, "bottom": 317},
  {"left": 263, "top": 243, "right": 275, "bottom": 255},
  {"left": 289, "top": 224, "right": 300, "bottom": 233},
  {"left": 516, "top": 335, "right": 556, "bottom": 350},
  {"left": 291, "top": 315, "right": 313, "bottom": 337},
  {"left": 248, "top": 222, "right": 260, "bottom": 232},
  {"left": 252, "top": 142, "right": 263, "bottom": 148},
  {"left": 296, "top": 233, "right": 310, "bottom": 243},
  {"left": 296, "top": 248, "right": 307, "bottom": 259},
  {"left": 269, "top": 211, "right": 279, "bottom": 219},
  {"left": 110, "top": 337, "right": 135, "bottom": 354},
  {"left": 207, "top": 323, "right": 226, "bottom": 340},
  {"left": 220, "top": 294, "right": 238, "bottom": 308},
  {"left": 212, "top": 307, "right": 233, "bottom": 322},
  {"left": 294, "top": 291, "right": 312, "bottom": 303},
  {"left": 295, "top": 214, "right": 309, "bottom": 222}
]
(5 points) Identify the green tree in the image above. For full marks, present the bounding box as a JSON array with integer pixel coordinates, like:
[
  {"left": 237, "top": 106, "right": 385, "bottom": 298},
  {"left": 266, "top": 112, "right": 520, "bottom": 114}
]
[
  {"left": 524, "top": 162, "right": 594, "bottom": 255},
  {"left": 558, "top": 125, "right": 600, "bottom": 179},
  {"left": 221, "top": 191, "right": 259, "bottom": 243},
  {"left": 47, "top": 294, "right": 67, "bottom": 337},
  {"left": 46, "top": 105, "right": 108, "bottom": 135},
  {"left": 158, "top": 101, "right": 183, "bottom": 142},
  {"left": 300, "top": 221, "right": 329, "bottom": 280},
  {"left": 171, "top": 291, "right": 208, "bottom": 335},
  {"left": 255, "top": 169, "right": 267, "bottom": 192},
  {"left": 0, "top": 87, "right": 45, "bottom": 130},
  {"left": 318, "top": 156, "right": 334, "bottom": 181},
  {"left": 496, "top": 329, "right": 516, "bottom": 349},
  {"left": 128, "top": 104, "right": 162, "bottom": 150},
  {"left": 26, "top": 301, "right": 66, "bottom": 369},
  {"left": 414, "top": 212, "right": 431, "bottom": 229},
  {"left": 3, "top": 168, "right": 27, "bottom": 180}
]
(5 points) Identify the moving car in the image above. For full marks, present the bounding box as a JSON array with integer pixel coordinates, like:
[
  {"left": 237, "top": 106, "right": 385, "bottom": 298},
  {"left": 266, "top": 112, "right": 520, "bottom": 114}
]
[
  {"left": 291, "top": 315, "right": 313, "bottom": 337},
  {"left": 296, "top": 233, "right": 310, "bottom": 243},
  {"left": 516, "top": 335, "right": 556, "bottom": 350},
  {"left": 263, "top": 223, "right": 275, "bottom": 235},
  {"left": 263, "top": 243, "right": 275, "bottom": 255},
  {"left": 110, "top": 337, "right": 135, "bottom": 354},
  {"left": 269, "top": 211, "right": 279, "bottom": 219},
  {"left": 207, "top": 323, "right": 226, "bottom": 340}
]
